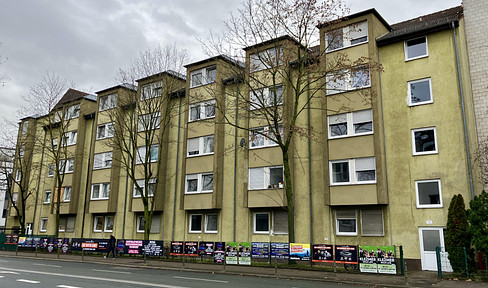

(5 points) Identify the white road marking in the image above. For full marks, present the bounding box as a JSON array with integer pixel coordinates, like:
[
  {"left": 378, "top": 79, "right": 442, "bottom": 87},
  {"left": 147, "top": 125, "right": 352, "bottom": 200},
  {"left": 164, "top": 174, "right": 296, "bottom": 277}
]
[
  {"left": 34, "top": 263, "right": 62, "bottom": 268},
  {"left": 92, "top": 269, "right": 131, "bottom": 274},
  {"left": 0, "top": 275, "right": 4, "bottom": 278},
  {"left": 0, "top": 266, "right": 187, "bottom": 288},
  {"left": 0, "top": 260, "right": 9, "bottom": 263},
  {"left": 0, "top": 270, "right": 19, "bottom": 274},
  {"left": 17, "top": 279, "right": 41, "bottom": 283},
  {"left": 57, "top": 285, "right": 82, "bottom": 288},
  {"left": 173, "top": 276, "right": 229, "bottom": 283}
]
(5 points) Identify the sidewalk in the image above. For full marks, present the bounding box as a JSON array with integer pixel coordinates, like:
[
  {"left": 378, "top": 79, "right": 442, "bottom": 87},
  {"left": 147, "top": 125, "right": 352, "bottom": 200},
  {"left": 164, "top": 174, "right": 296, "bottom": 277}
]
[{"left": 0, "top": 251, "right": 485, "bottom": 288}]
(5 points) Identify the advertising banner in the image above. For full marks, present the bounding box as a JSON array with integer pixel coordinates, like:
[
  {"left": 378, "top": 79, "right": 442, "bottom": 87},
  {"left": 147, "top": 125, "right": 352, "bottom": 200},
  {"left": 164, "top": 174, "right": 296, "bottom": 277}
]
[
  {"left": 238, "top": 242, "right": 251, "bottom": 265},
  {"left": 334, "top": 245, "right": 358, "bottom": 264},
  {"left": 5, "top": 235, "right": 18, "bottom": 244},
  {"left": 251, "top": 242, "right": 269, "bottom": 259},
  {"left": 184, "top": 241, "right": 198, "bottom": 256},
  {"left": 270, "top": 242, "right": 289, "bottom": 260},
  {"left": 312, "top": 244, "right": 333, "bottom": 263},
  {"left": 290, "top": 243, "right": 310, "bottom": 261},
  {"left": 18, "top": 236, "right": 41, "bottom": 248},
  {"left": 376, "top": 246, "right": 396, "bottom": 274},
  {"left": 198, "top": 242, "right": 214, "bottom": 256},
  {"left": 358, "top": 245, "right": 377, "bottom": 273},
  {"left": 70, "top": 238, "right": 108, "bottom": 253},
  {"left": 226, "top": 242, "right": 238, "bottom": 265},
  {"left": 214, "top": 242, "right": 225, "bottom": 263},
  {"left": 143, "top": 240, "right": 164, "bottom": 257},
  {"left": 124, "top": 240, "right": 144, "bottom": 255},
  {"left": 170, "top": 241, "right": 184, "bottom": 256}
]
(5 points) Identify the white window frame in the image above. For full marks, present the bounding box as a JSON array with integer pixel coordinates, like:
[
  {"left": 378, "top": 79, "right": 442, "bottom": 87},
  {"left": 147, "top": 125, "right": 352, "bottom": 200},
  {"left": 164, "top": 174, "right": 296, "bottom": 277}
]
[
  {"left": 15, "top": 169, "right": 21, "bottom": 182},
  {"left": 249, "top": 125, "right": 283, "bottom": 148},
  {"left": 44, "top": 190, "right": 51, "bottom": 204},
  {"left": 412, "top": 127, "right": 438, "bottom": 155},
  {"left": 335, "top": 210, "right": 357, "bottom": 236},
  {"left": 40, "top": 218, "right": 48, "bottom": 232},
  {"left": 99, "top": 93, "right": 118, "bottom": 111},
  {"left": 65, "top": 104, "right": 80, "bottom": 120},
  {"left": 326, "top": 66, "right": 370, "bottom": 95},
  {"left": 250, "top": 84, "right": 283, "bottom": 110},
  {"left": 138, "top": 112, "right": 161, "bottom": 131},
  {"left": 93, "top": 152, "right": 112, "bottom": 170},
  {"left": 62, "top": 131, "right": 77, "bottom": 146},
  {"left": 52, "top": 138, "right": 58, "bottom": 151},
  {"left": 96, "top": 122, "right": 114, "bottom": 140},
  {"left": 329, "top": 157, "right": 376, "bottom": 185},
  {"left": 22, "top": 121, "right": 28, "bottom": 134},
  {"left": 405, "top": 36, "right": 428, "bottom": 61},
  {"left": 190, "top": 65, "right": 217, "bottom": 88},
  {"left": 188, "top": 100, "right": 215, "bottom": 122},
  {"left": 328, "top": 109, "right": 373, "bottom": 139},
  {"left": 253, "top": 212, "right": 270, "bottom": 234},
  {"left": 185, "top": 173, "right": 214, "bottom": 194},
  {"left": 141, "top": 81, "right": 162, "bottom": 100},
  {"left": 136, "top": 145, "right": 159, "bottom": 164},
  {"left": 326, "top": 20, "right": 368, "bottom": 52},
  {"left": 204, "top": 214, "right": 218, "bottom": 233},
  {"left": 48, "top": 164, "right": 55, "bottom": 177},
  {"left": 59, "top": 158, "right": 75, "bottom": 174},
  {"left": 93, "top": 216, "right": 104, "bottom": 232},
  {"left": 136, "top": 216, "right": 145, "bottom": 233},
  {"left": 104, "top": 216, "right": 114, "bottom": 232},
  {"left": 91, "top": 183, "right": 110, "bottom": 200},
  {"left": 248, "top": 166, "right": 284, "bottom": 190},
  {"left": 415, "top": 179, "right": 443, "bottom": 208},
  {"left": 361, "top": 209, "right": 385, "bottom": 236},
  {"left": 189, "top": 214, "right": 203, "bottom": 233},
  {"left": 133, "top": 178, "right": 156, "bottom": 198},
  {"left": 250, "top": 47, "right": 283, "bottom": 73},
  {"left": 19, "top": 145, "right": 25, "bottom": 158},
  {"left": 187, "top": 135, "right": 214, "bottom": 157},
  {"left": 408, "top": 78, "right": 433, "bottom": 106},
  {"left": 62, "top": 186, "right": 71, "bottom": 202}
]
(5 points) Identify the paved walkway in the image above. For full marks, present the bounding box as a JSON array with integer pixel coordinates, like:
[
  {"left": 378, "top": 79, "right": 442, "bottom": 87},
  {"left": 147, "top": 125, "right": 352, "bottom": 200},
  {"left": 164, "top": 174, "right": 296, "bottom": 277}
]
[{"left": 0, "top": 250, "right": 486, "bottom": 287}]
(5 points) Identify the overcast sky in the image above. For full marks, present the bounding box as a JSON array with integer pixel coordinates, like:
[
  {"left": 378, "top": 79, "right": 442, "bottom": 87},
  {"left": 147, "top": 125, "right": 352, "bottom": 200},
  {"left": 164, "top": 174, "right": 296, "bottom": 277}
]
[{"left": 0, "top": 0, "right": 462, "bottom": 127}]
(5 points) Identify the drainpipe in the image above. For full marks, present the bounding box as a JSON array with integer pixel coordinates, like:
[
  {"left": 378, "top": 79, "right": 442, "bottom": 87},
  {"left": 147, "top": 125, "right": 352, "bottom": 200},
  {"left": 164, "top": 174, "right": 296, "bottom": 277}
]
[
  {"left": 307, "top": 71, "right": 313, "bottom": 244},
  {"left": 452, "top": 21, "right": 474, "bottom": 200},
  {"left": 32, "top": 130, "right": 47, "bottom": 234},
  {"left": 233, "top": 82, "right": 239, "bottom": 242},
  {"left": 378, "top": 50, "right": 394, "bottom": 245},
  {"left": 171, "top": 97, "right": 182, "bottom": 241},
  {"left": 81, "top": 114, "right": 95, "bottom": 239}
]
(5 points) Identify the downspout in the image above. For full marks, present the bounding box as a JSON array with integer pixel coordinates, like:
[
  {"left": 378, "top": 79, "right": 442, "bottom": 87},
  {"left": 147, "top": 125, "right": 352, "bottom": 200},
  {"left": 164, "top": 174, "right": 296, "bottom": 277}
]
[
  {"left": 32, "top": 130, "right": 47, "bottom": 233},
  {"left": 121, "top": 139, "right": 131, "bottom": 239},
  {"left": 307, "top": 71, "right": 313, "bottom": 243},
  {"left": 171, "top": 96, "right": 182, "bottom": 241},
  {"left": 233, "top": 81, "right": 239, "bottom": 242},
  {"left": 81, "top": 114, "right": 95, "bottom": 239},
  {"left": 452, "top": 21, "right": 474, "bottom": 200},
  {"left": 378, "top": 50, "right": 393, "bottom": 245}
]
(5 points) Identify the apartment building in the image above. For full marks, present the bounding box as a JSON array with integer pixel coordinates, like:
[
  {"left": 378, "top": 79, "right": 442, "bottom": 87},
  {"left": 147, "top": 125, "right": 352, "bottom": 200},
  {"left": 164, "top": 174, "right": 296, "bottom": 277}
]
[
  {"left": 7, "top": 5, "right": 483, "bottom": 271},
  {"left": 0, "top": 147, "right": 14, "bottom": 228}
]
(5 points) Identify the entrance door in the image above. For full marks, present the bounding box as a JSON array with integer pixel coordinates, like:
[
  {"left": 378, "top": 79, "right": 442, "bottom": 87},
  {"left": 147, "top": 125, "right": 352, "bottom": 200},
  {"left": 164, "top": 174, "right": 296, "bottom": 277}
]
[{"left": 419, "top": 227, "right": 445, "bottom": 271}]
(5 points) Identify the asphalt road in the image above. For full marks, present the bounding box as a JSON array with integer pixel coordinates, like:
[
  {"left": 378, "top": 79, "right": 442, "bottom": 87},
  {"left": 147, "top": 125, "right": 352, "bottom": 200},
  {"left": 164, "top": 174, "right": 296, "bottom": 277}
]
[{"left": 0, "top": 256, "right": 357, "bottom": 288}]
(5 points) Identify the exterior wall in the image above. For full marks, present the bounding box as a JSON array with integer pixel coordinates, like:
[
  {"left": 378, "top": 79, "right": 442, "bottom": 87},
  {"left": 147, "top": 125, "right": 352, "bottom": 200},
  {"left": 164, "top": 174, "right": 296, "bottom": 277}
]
[{"left": 0, "top": 148, "right": 14, "bottom": 228}]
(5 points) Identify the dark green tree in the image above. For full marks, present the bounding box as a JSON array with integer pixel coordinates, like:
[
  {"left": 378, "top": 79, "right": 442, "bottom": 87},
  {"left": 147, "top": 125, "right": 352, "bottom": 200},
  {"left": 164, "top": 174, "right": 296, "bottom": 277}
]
[
  {"left": 446, "top": 194, "right": 471, "bottom": 273},
  {"left": 468, "top": 191, "right": 488, "bottom": 253}
]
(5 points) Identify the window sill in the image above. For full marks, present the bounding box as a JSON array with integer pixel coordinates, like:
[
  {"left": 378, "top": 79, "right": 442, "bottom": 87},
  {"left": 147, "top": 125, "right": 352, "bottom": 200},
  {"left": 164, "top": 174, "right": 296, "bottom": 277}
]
[
  {"left": 248, "top": 187, "right": 284, "bottom": 191},
  {"left": 205, "top": 231, "right": 218, "bottom": 234},
  {"left": 188, "top": 116, "right": 216, "bottom": 123},
  {"left": 330, "top": 182, "right": 376, "bottom": 186},
  {"left": 93, "top": 167, "right": 112, "bottom": 171},
  {"left": 405, "top": 55, "right": 428, "bottom": 62},
  {"left": 416, "top": 205, "right": 443, "bottom": 209},
  {"left": 408, "top": 100, "right": 433, "bottom": 107},
  {"left": 187, "top": 152, "right": 214, "bottom": 158},
  {"left": 336, "top": 233, "right": 358, "bottom": 236},
  {"left": 190, "top": 81, "right": 215, "bottom": 89},
  {"left": 362, "top": 234, "right": 385, "bottom": 237},
  {"left": 328, "top": 131, "right": 374, "bottom": 140},
  {"left": 185, "top": 191, "right": 213, "bottom": 195},
  {"left": 413, "top": 151, "right": 438, "bottom": 156},
  {"left": 249, "top": 144, "right": 279, "bottom": 150},
  {"left": 90, "top": 198, "right": 109, "bottom": 201},
  {"left": 327, "top": 85, "right": 371, "bottom": 96},
  {"left": 326, "top": 40, "right": 368, "bottom": 54},
  {"left": 189, "top": 231, "right": 202, "bottom": 234},
  {"left": 96, "top": 136, "right": 114, "bottom": 141},
  {"left": 253, "top": 231, "right": 270, "bottom": 234}
]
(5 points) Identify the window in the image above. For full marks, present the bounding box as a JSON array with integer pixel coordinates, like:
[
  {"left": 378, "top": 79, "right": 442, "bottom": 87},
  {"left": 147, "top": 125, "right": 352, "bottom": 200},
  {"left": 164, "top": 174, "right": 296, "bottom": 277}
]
[
  {"left": 326, "top": 66, "right": 370, "bottom": 95},
  {"left": 44, "top": 190, "right": 51, "bottom": 204},
  {"left": 190, "top": 66, "right": 217, "bottom": 88},
  {"left": 96, "top": 123, "right": 114, "bottom": 140},
  {"left": 62, "top": 186, "right": 71, "bottom": 202},
  {"left": 19, "top": 145, "right": 25, "bottom": 158},
  {"left": 405, "top": 36, "right": 428, "bottom": 61},
  {"left": 133, "top": 178, "right": 156, "bottom": 198},
  {"left": 249, "top": 125, "right": 283, "bottom": 148},
  {"left": 65, "top": 104, "right": 80, "bottom": 120},
  {"left": 91, "top": 183, "right": 110, "bottom": 200},
  {"left": 273, "top": 210, "right": 288, "bottom": 234},
  {"left": 328, "top": 109, "right": 373, "bottom": 138},
  {"left": 22, "top": 121, "right": 28, "bottom": 134},
  {"left": 40, "top": 218, "right": 48, "bottom": 232},
  {"left": 48, "top": 164, "right": 55, "bottom": 177},
  {"left": 330, "top": 157, "right": 376, "bottom": 185},
  {"left": 138, "top": 112, "right": 161, "bottom": 131},
  {"left": 136, "top": 216, "right": 145, "bottom": 233},
  {"left": 141, "top": 81, "right": 162, "bottom": 100},
  {"left": 136, "top": 145, "right": 159, "bottom": 164},
  {"left": 52, "top": 138, "right": 58, "bottom": 151},
  {"left": 250, "top": 47, "right": 283, "bottom": 73},
  {"left": 250, "top": 84, "right": 283, "bottom": 110},
  {"left": 416, "top": 179, "right": 442, "bottom": 208},
  {"left": 135, "top": 214, "right": 160, "bottom": 233},
  {"left": 335, "top": 210, "right": 357, "bottom": 236},
  {"left": 185, "top": 173, "right": 213, "bottom": 194},
  {"left": 189, "top": 214, "right": 203, "bottom": 233},
  {"left": 62, "top": 131, "right": 77, "bottom": 146},
  {"left": 93, "top": 216, "right": 104, "bottom": 232},
  {"left": 104, "top": 216, "right": 114, "bottom": 232},
  {"left": 59, "top": 158, "right": 75, "bottom": 174},
  {"left": 93, "top": 152, "right": 112, "bottom": 169},
  {"left": 205, "top": 214, "right": 218, "bottom": 233},
  {"left": 59, "top": 216, "right": 76, "bottom": 233},
  {"left": 326, "top": 20, "right": 368, "bottom": 52},
  {"left": 15, "top": 169, "right": 21, "bottom": 182},
  {"left": 189, "top": 100, "right": 215, "bottom": 122},
  {"left": 412, "top": 127, "right": 437, "bottom": 155},
  {"left": 361, "top": 209, "right": 384, "bottom": 236},
  {"left": 253, "top": 212, "right": 270, "bottom": 234},
  {"left": 187, "top": 135, "right": 214, "bottom": 156},
  {"left": 249, "top": 166, "right": 283, "bottom": 190},
  {"left": 408, "top": 78, "right": 432, "bottom": 106},
  {"left": 99, "top": 93, "right": 117, "bottom": 111}
]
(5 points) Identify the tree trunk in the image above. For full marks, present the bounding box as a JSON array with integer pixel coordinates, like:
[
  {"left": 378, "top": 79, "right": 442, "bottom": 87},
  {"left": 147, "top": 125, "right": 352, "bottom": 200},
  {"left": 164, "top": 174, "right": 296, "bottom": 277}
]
[{"left": 282, "top": 151, "right": 295, "bottom": 243}]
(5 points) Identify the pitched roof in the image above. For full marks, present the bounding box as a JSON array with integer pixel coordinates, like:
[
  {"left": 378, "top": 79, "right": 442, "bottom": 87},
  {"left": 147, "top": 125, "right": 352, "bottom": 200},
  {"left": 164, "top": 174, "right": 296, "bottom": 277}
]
[
  {"left": 376, "top": 6, "right": 463, "bottom": 46},
  {"left": 317, "top": 8, "right": 391, "bottom": 31},
  {"left": 54, "top": 88, "right": 94, "bottom": 109},
  {"left": 136, "top": 70, "right": 187, "bottom": 83},
  {"left": 95, "top": 83, "right": 137, "bottom": 95}
]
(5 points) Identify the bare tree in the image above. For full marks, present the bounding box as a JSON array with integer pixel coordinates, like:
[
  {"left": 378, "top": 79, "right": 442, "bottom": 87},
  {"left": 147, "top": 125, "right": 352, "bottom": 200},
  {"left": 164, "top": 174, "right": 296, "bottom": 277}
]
[
  {"left": 200, "top": 0, "right": 377, "bottom": 243},
  {"left": 108, "top": 44, "right": 188, "bottom": 239}
]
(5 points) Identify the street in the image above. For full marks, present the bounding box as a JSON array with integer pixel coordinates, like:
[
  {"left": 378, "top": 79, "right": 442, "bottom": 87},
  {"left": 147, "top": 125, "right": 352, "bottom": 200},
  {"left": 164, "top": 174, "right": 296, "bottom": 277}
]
[{"left": 0, "top": 256, "right": 356, "bottom": 288}]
